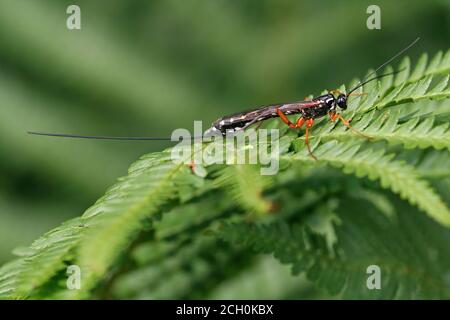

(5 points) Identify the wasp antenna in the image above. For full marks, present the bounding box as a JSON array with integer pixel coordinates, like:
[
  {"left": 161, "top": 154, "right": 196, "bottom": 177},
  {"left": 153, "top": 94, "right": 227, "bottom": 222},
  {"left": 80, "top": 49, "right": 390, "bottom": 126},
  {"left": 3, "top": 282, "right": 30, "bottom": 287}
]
[
  {"left": 28, "top": 131, "right": 174, "bottom": 141},
  {"left": 347, "top": 37, "right": 420, "bottom": 95},
  {"left": 347, "top": 69, "right": 405, "bottom": 96},
  {"left": 27, "top": 131, "right": 209, "bottom": 141}
]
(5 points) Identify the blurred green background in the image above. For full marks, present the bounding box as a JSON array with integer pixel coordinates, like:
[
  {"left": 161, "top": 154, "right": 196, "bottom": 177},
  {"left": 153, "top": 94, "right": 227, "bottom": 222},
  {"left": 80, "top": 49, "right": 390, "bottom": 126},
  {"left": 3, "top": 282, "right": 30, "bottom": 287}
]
[{"left": 0, "top": 0, "right": 448, "bottom": 264}]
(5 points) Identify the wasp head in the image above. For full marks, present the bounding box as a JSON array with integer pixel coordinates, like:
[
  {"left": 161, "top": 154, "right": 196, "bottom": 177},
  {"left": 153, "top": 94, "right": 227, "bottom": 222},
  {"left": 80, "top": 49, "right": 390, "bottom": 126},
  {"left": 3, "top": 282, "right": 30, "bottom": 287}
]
[{"left": 336, "top": 94, "right": 347, "bottom": 110}]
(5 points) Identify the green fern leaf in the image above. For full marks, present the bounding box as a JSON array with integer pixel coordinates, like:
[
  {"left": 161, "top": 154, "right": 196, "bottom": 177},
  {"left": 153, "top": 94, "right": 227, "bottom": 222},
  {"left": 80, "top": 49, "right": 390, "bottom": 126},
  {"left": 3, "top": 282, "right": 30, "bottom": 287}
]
[
  {"left": 318, "top": 108, "right": 450, "bottom": 150},
  {"left": 282, "top": 141, "right": 450, "bottom": 226},
  {"left": 218, "top": 197, "right": 450, "bottom": 299},
  {"left": 0, "top": 218, "right": 84, "bottom": 299},
  {"left": 212, "top": 165, "right": 273, "bottom": 216},
  {"left": 71, "top": 150, "right": 202, "bottom": 298}
]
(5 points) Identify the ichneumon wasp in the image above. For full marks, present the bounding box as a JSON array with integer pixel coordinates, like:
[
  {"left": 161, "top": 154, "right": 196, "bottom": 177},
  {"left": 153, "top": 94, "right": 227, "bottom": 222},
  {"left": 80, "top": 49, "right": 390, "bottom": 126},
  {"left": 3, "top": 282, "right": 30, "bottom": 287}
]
[
  {"left": 204, "top": 38, "right": 419, "bottom": 159},
  {"left": 29, "top": 38, "right": 420, "bottom": 160}
]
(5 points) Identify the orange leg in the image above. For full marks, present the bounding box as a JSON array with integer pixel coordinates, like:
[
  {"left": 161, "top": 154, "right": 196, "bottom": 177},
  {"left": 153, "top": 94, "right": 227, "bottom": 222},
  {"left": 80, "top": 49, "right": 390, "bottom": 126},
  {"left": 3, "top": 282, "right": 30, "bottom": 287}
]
[
  {"left": 305, "top": 119, "right": 317, "bottom": 161},
  {"left": 188, "top": 161, "right": 196, "bottom": 172},
  {"left": 329, "top": 112, "right": 372, "bottom": 139},
  {"left": 295, "top": 117, "right": 305, "bottom": 128},
  {"left": 277, "top": 108, "right": 317, "bottom": 160},
  {"left": 329, "top": 112, "right": 338, "bottom": 122},
  {"left": 276, "top": 108, "right": 305, "bottom": 129}
]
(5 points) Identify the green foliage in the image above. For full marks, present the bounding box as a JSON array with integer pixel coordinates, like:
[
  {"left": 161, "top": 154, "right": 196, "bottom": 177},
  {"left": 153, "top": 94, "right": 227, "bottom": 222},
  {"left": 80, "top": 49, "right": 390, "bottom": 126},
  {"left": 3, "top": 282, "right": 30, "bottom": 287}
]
[
  {"left": 283, "top": 141, "right": 450, "bottom": 226},
  {"left": 0, "top": 49, "right": 449, "bottom": 300},
  {"left": 212, "top": 165, "right": 273, "bottom": 216},
  {"left": 217, "top": 196, "right": 450, "bottom": 299}
]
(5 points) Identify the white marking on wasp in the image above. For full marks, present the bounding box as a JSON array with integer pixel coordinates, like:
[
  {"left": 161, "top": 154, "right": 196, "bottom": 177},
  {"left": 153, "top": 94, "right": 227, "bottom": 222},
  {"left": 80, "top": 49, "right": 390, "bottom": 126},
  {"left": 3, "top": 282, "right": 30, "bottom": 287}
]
[{"left": 204, "top": 126, "right": 221, "bottom": 137}]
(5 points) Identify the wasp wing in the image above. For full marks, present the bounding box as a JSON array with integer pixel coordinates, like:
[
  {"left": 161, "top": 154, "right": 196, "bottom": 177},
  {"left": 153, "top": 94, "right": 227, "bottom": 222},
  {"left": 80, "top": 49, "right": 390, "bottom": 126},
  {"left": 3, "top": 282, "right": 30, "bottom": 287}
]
[{"left": 237, "top": 100, "right": 322, "bottom": 131}]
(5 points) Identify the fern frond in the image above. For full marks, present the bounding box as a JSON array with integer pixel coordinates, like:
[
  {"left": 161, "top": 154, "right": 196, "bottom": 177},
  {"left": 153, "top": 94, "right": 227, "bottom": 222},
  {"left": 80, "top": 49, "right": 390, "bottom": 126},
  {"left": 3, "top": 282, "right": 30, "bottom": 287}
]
[
  {"left": 71, "top": 150, "right": 203, "bottom": 298},
  {"left": 282, "top": 141, "right": 450, "bottom": 226},
  {"left": 0, "top": 260, "right": 22, "bottom": 299},
  {"left": 212, "top": 165, "right": 273, "bottom": 216},
  {"left": 0, "top": 217, "right": 85, "bottom": 299},
  {"left": 374, "top": 74, "right": 449, "bottom": 111},
  {"left": 207, "top": 256, "right": 316, "bottom": 299},
  {"left": 356, "top": 49, "right": 450, "bottom": 112},
  {"left": 395, "top": 149, "right": 450, "bottom": 179},
  {"left": 111, "top": 236, "right": 244, "bottom": 299},
  {"left": 218, "top": 198, "right": 450, "bottom": 299},
  {"left": 317, "top": 108, "right": 450, "bottom": 150},
  {"left": 416, "top": 150, "right": 450, "bottom": 178}
]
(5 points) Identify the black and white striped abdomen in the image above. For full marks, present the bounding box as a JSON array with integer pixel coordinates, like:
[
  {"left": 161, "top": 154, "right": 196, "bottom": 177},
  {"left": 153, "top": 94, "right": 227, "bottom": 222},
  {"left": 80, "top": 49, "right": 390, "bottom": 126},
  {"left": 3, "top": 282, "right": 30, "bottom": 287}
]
[
  {"left": 205, "top": 100, "right": 318, "bottom": 136},
  {"left": 210, "top": 106, "right": 280, "bottom": 135}
]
